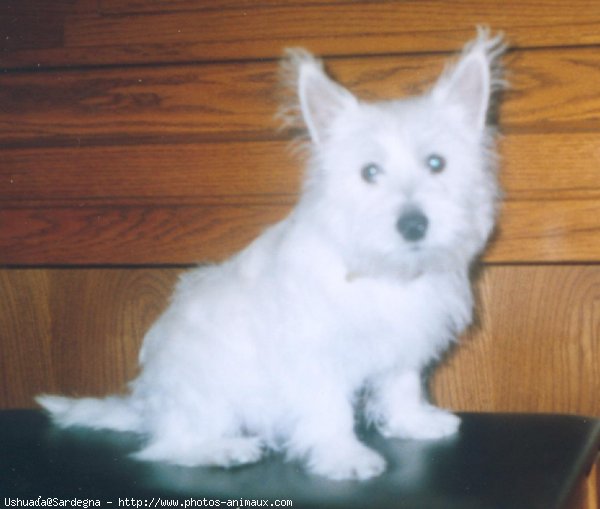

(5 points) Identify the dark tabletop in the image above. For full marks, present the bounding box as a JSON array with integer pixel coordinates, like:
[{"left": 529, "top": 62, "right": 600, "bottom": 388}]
[{"left": 1, "top": 410, "right": 599, "bottom": 509}]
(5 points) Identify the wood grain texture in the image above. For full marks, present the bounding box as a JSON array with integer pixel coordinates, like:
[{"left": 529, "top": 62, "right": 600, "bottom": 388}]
[
  {"left": 0, "top": 268, "right": 181, "bottom": 407},
  {"left": 0, "top": 1, "right": 72, "bottom": 54},
  {"left": 489, "top": 200, "right": 600, "bottom": 263},
  {"left": 1, "top": 201, "right": 599, "bottom": 265},
  {"left": 99, "top": 0, "right": 362, "bottom": 15},
  {"left": 1, "top": 0, "right": 598, "bottom": 433},
  {"left": 2, "top": 265, "right": 598, "bottom": 415},
  {"left": 1, "top": 133, "right": 599, "bottom": 264},
  {"left": 2, "top": 48, "right": 600, "bottom": 148},
  {"left": 432, "top": 265, "right": 600, "bottom": 416},
  {"left": 0, "top": 205, "right": 289, "bottom": 265},
  {"left": 0, "top": 270, "right": 54, "bottom": 407},
  {"left": 0, "top": 142, "right": 302, "bottom": 203},
  {"left": 2, "top": 0, "right": 600, "bottom": 68},
  {"left": 1, "top": 45, "right": 599, "bottom": 265},
  {"left": 1, "top": 133, "right": 598, "bottom": 204}
]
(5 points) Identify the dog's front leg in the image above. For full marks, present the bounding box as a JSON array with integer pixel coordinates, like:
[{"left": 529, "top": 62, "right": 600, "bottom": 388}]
[
  {"left": 369, "top": 370, "right": 460, "bottom": 440},
  {"left": 287, "top": 383, "right": 386, "bottom": 480}
]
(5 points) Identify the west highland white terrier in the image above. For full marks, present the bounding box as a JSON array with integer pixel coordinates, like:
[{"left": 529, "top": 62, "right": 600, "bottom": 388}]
[{"left": 38, "top": 29, "right": 505, "bottom": 481}]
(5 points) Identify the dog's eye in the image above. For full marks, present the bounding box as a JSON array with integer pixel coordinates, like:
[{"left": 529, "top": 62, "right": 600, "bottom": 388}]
[
  {"left": 361, "top": 163, "right": 384, "bottom": 183},
  {"left": 426, "top": 154, "right": 446, "bottom": 173}
]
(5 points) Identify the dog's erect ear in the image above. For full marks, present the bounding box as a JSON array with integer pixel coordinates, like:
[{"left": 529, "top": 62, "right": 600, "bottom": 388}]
[
  {"left": 433, "top": 28, "right": 505, "bottom": 130},
  {"left": 281, "top": 49, "right": 356, "bottom": 145}
]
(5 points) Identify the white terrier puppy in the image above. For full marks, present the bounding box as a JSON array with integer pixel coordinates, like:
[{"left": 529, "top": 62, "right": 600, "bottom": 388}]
[{"left": 38, "top": 30, "right": 504, "bottom": 481}]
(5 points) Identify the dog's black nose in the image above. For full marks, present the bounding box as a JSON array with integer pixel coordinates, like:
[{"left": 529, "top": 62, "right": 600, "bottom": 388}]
[{"left": 397, "top": 210, "right": 428, "bottom": 242}]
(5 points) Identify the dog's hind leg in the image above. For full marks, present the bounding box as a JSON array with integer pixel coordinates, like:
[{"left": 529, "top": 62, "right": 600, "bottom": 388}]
[
  {"left": 130, "top": 394, "right": 264, "bottom": 468},
  {"left": 134, "top": 435, "right": 264, "bottom": 467}
]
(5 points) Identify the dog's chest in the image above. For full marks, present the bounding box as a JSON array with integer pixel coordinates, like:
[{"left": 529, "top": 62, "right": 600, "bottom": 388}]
[{"left": 326, "top": 273, "right": 471, "bottom": 368}]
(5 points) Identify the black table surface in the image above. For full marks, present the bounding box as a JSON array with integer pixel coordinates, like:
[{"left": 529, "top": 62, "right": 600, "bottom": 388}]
[{"left": 1, "top": 410, "right": 599, "bottom": 509}]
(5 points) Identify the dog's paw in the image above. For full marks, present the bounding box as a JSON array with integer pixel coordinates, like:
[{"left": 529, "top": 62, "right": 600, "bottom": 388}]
[
  {"left": 380, "top": 406, "right": 460, "bottom": 440},
  {"left": 211, "top": 437, "right": 264, "bottom": 467},
  {"left": 307, "top": 442, "right": 386, "bottom": 481}
]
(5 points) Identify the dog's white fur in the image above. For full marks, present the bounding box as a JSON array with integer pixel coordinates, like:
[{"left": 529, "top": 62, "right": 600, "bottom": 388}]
[{"left": 38, "top": 29, "right": 505, "bottom": 481}]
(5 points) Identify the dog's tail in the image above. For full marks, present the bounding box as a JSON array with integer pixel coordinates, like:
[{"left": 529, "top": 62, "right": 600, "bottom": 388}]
[{"left": 36, "top": 394, "right": 142, "bottom": 433}]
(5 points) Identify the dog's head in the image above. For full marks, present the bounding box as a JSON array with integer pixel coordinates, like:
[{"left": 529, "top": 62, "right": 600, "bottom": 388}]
[{"left": 282, "top": 30, "right": 506, "bottom": 278}]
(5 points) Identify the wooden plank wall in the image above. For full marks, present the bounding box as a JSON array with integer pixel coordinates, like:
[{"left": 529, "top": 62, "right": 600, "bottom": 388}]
[{"left": 1, "top": 0, "right": 599, "bottom": 415}]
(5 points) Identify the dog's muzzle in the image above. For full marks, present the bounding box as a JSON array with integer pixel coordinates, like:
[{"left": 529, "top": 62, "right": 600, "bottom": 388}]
[{"left": 397, "top": 209, "right": 428, "bottom": 242}]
